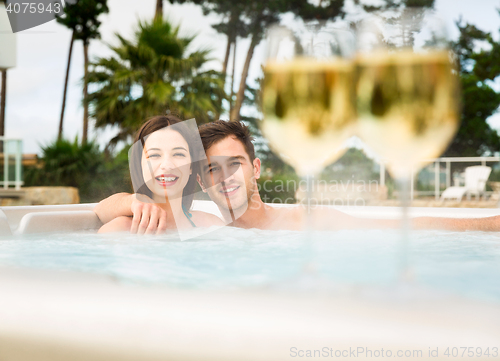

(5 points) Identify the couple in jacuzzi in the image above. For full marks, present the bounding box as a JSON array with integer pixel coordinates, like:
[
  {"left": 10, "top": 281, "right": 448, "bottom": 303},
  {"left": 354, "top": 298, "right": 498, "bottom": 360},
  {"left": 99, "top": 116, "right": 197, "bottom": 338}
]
[
  {"left": 95, "top": 115, "right": 500, "bottom": 233},
  {"left": 96, "top": 114, "right": 306, "bottom": 233}
]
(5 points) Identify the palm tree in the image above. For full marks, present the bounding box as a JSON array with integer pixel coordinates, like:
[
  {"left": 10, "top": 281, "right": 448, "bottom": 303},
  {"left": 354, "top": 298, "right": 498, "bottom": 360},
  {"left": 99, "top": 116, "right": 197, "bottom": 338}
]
[
  {"left": 87, "top": 18, "right": 225, "bottom": 147},
  {"left": 55, "top": 29, "right": 75, "bottom": 141},
  {"left": 155, "top": 0, "right": 163, "bottom": 19},
  {"left": 0, "top": 0, "right": 8, "bottom": 146},
  {"left": 56, "top": 0, "right": 109, "bottom": 144}
]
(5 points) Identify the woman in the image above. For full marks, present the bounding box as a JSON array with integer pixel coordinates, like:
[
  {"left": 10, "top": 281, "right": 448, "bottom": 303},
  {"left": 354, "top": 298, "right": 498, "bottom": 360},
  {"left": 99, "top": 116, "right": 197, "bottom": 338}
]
[{"left": 98, "top": 115, "right": 224, "bottom": 233}]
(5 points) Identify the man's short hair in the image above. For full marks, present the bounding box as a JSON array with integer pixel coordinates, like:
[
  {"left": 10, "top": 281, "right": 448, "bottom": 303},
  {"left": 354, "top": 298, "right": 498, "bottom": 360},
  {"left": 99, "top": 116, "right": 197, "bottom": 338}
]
[{"left": 198, "top": 120, "right": 256, "bottom": 161}]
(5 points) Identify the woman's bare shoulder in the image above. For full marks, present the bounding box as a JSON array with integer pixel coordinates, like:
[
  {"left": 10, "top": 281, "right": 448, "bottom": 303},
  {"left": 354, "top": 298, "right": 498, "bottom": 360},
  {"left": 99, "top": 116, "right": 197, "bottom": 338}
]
[
  {"left": 190, "top": 211, "right": 225, "bottom": 227},
  {"left": 97, "top": 216, "right": 132, "bottom": 233}
]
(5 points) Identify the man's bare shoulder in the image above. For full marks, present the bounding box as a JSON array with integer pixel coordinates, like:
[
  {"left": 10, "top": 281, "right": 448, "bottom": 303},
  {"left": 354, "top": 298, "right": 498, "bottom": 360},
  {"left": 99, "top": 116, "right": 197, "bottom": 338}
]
[
  {"left": 266, "top": 204, "right": 359, "bottom": 231},
  {"left": 262, "top": 204, "right": 303, "bottom": 230}
]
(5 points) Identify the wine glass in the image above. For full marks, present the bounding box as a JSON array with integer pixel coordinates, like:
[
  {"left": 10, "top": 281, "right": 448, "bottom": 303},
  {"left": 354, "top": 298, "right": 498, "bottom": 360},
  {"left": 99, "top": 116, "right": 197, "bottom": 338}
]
[
  {"left": 260, "top": 21, "right": 357, "bottom": 279},
  {"left": 355, "top": 8, "right": 460, "bottom": 280},
  {"left": 260, "top": 21, "right": 357, "bottom": 222}
]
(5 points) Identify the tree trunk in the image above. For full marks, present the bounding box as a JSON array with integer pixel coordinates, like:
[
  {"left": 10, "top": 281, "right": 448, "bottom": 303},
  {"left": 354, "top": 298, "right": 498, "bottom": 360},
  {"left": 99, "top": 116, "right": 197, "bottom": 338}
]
[
  {"left": 230, "top": 34, "right": 257, "bottom": 122},
  {"left": 0, "top": 69, "right": 6, "bottom": 138},
  {"left": 0, "top": 69, "right": 6, "bottom": 153},
  {"left": 229, "top": 39, "right": 237, "bottom": 117},
  {"left": 82, "top": 42, "right": 89, "bottom": 145},
  {"left": 214, "top": 36, "right": 233, "bottom": 120},
  {"left": 59, "top": 31, "right": 75, "bottom": 141},
  {"left": 155, "top": 0, "right": 163, "bottom": 20},
  {"left": 222, "top": 35, "right": 231, "bottom": 78}
]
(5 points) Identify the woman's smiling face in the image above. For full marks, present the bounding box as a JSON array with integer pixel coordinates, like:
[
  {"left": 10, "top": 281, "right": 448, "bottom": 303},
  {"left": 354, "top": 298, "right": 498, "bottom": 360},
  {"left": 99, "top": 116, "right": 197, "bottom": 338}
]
[{"left": 141, "top": 127, "right": 192, "bottom": 201}]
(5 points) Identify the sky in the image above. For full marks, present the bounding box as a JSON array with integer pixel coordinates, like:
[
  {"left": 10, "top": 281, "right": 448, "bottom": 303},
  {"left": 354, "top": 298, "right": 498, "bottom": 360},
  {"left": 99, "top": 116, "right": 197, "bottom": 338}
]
[{"left": 1, "top": 0, "right": 500, "bottom": 155}]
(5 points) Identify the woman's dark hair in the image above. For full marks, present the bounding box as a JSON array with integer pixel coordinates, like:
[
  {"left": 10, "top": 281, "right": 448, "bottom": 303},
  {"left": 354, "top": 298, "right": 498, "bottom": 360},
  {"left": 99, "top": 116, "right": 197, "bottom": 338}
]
[{"left": 129, "top": 115, "right": 201, "bottom": 210}]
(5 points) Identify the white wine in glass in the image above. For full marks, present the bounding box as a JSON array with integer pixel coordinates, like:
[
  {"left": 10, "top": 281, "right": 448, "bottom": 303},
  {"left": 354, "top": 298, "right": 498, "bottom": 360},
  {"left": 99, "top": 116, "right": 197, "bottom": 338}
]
[
  {"left": 261, "top": 23, "right": 356, "bottom": 179},
  {"left": 356, "top": 50, "right": 459, "bottom": 179},
  {"left": 262, "top": 58, "right": 355, "bottom": 178}
]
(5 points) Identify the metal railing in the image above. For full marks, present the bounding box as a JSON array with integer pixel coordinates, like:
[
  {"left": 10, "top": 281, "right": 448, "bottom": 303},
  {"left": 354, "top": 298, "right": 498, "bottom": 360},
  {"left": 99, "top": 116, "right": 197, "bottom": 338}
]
[
  {"left": 379, "top": 157, "right": 500, "bottom": 201},
  {"left": 0, "top": 137, "right": 23, "bottom": 190}
]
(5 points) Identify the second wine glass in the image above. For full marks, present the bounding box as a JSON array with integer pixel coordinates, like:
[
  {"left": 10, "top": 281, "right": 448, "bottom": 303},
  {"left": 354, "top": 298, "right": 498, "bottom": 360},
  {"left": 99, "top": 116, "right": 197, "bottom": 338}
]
[
  {"left": 355, "top": 8, "right": 461, "bottom": 280},
  {"left": 261, "top": 22, "right": 357, "bottom": 227}
]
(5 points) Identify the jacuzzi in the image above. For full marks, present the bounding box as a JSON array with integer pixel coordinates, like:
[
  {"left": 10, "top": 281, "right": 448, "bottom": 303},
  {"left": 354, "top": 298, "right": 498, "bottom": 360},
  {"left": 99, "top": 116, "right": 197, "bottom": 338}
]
[{"left": 0, "top": 202, "right": 499, "bottom": 361}]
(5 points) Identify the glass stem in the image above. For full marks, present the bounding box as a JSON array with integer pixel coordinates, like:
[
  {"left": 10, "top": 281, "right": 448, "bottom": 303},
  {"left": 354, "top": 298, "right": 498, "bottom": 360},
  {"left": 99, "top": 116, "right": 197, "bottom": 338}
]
[
  {"left": 303, "top": 173, "right": 315, "bottom": 274},
  {"left": 397, "top": 176, "right": 412, "bottom": 282},
  {"left": 305, "top": 173, "right": 315, "bottom": 231}
]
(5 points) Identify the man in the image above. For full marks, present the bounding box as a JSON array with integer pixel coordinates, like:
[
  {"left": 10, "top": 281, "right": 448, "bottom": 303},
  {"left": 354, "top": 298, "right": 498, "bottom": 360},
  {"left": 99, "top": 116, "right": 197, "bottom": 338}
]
[{"left": 94, "top": 120, "right": 500, "bottom": 233}]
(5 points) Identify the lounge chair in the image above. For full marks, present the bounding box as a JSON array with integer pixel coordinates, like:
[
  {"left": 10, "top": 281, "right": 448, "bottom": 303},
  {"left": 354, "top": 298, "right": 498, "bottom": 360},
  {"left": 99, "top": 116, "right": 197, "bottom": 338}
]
[{"left": 441, "top": 166, "right": 492, "bottom": 201}]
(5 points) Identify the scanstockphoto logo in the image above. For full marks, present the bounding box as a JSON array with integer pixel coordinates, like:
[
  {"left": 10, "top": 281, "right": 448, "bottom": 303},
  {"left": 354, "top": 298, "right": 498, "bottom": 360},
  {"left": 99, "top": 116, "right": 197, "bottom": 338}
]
[{"left": 4, "top": 0, "right": 76, "bottom": 33}]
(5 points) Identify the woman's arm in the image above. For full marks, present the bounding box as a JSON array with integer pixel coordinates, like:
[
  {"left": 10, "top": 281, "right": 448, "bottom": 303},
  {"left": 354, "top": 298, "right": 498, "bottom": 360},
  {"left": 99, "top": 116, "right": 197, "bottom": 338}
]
[
  {"left": 94, "top": 193, "right": 134, "bottom": 224},
  {"left": 94, "top": 193, "right": 168, "bottom": 234},
  {"left": 190, "top": 211, "right": 225, "bottom": 227},
  {"left": 97, "top": 216, "right": 132, "bottom": 233}
]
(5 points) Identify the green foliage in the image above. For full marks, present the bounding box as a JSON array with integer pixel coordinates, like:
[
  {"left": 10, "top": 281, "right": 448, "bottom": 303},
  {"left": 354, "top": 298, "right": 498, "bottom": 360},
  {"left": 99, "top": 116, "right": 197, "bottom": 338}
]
[
  {"left": 288, "top": 0, "right": 346, "bottom": 20},
  {"left": 255, "top": 148, "right": 383, "bottom": 203},
  {"left": 258, "top": 174, "right": 299, "bottom": 204},
  {"left": 168, "top": 0, "right": 346, "bottom": 119},
  {"left": 489, "top": 168, "right": 500, "bottom": 182},
  {"left": 241, "top": 113, "right": 298, "bottom": 202},
  {"left": 360, "top": 0, "right": 435, "bottom": 12},
  {"left": 87, "top": 18, "right": 225, "bottom": 147},
  {"left": 24, "top": 138, "right": 102, "bottom": 187},
  {"left": 172, "top": 1, "right": 247, "bottom": 39},
  {"left": 56, "top": 0, "right": 109, "bottom": 45},
  {"left": 80, "top": 146, "right": 131, "bottom": 202},
  {"left": 242, "top": 114, "right": 294, "bottom": 175},
  {"left": 24, "top": 139, "right": 131, "bottom": 203},
  {"left": 444, "top": 18, "right": 500, "bottom": 156},
  {"left": 321, "top": 148, "right": 379, "bottom": 182}
]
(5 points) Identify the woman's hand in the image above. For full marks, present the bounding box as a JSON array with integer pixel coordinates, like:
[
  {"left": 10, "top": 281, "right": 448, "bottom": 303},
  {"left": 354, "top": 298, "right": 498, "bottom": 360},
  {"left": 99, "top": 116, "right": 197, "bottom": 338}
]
[{"left": 130, "top": 194, "right": 169, "bottom": 235}]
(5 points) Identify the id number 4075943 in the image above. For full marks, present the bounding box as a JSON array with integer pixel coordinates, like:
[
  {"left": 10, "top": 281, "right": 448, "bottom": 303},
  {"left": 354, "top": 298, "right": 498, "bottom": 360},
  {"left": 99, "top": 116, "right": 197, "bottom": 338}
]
[
  {"left": 5, "top": 2, "right": 62, "bottom": 14},
  {"left": 444, "top": 347, "right": 498, "bottom": 358}
]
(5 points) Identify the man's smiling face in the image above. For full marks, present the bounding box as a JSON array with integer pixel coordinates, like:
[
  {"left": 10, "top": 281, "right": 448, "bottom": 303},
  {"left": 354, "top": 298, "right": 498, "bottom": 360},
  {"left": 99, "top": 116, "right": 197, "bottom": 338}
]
[{"left": 200, "top": 136, "right": 260, "bottom": 213}]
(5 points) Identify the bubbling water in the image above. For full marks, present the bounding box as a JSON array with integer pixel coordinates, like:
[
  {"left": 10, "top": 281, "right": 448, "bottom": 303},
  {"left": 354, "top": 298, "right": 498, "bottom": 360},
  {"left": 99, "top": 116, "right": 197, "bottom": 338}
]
[{"left": 1, "top": 227, "right": 499, "bottom": 302}]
